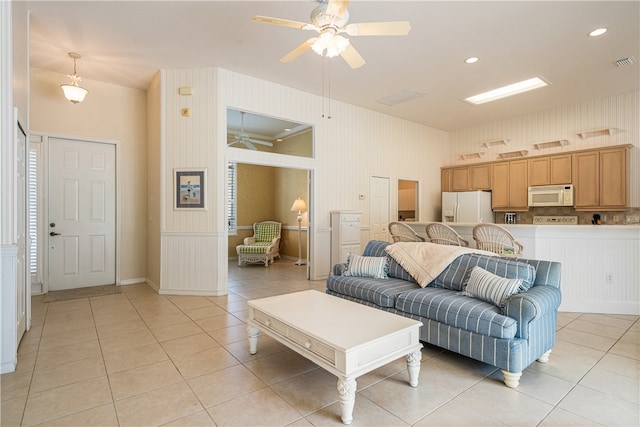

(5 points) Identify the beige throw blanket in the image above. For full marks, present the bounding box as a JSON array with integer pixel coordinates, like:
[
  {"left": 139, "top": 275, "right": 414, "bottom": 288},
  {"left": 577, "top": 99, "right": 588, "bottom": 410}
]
[{"left": 385, "top": 242, "right": 497, "bottom": 288}]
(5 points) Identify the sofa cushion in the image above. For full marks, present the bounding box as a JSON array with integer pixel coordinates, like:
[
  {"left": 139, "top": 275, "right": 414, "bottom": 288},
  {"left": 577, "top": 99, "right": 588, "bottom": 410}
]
[
  {"left": 344, "top": 255, "right": 388, "bottom": 279},
  {"left": 362, "top": 240, "right": 417, "bottom": 283},
  {"left": 326, "top": 275, "right": 419, "bottom": 308},
  {"left": 433, "top": 253, "right": 536, "bottom": 292},
  {"left": 462, "top": 266, "right": 523, "bottom": 310},
  {"left": 396, "top": 287, "right": 517, "bottom": 339}
]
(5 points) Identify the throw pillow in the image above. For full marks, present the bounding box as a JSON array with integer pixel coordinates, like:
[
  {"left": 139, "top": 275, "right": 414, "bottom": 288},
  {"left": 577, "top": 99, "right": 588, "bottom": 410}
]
[
  {"left": 344, "top": 255, "right": 388, "bottom": 279},
  {"left": 462, "top": 266, "right": 523, "bottom": 310}
]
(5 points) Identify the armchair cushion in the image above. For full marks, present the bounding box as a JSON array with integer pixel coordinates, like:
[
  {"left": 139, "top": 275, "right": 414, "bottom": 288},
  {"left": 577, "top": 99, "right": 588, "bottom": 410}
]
[{"left": 255, "top": 222, "right": 280, "bottom": 243}]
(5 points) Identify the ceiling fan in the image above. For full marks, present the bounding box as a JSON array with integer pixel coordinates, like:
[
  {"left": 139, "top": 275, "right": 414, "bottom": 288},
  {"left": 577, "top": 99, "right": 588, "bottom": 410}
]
[
  {"left": 252, "top": 0, "right": 410, "bottom": 69},
  {"left": 227, "top": 111, "right": 274, "bottom": 151}
]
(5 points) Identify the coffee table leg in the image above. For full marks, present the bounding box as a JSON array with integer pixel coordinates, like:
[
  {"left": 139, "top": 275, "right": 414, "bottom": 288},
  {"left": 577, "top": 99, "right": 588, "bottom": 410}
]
[
  {"left": 248, "top": 326, "right": 259, "bottom": 355},
  {"left": 406, "top": 349, "right": 422, "bottom": 387},
  {"left": 337, "top": 377, "right": 357, "bottom": 425}
]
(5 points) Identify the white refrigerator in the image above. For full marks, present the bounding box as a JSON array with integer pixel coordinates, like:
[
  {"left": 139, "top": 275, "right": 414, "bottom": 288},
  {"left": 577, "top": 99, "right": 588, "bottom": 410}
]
[{"left": 442, "top": 191, "right": 494, "bottom": 223}]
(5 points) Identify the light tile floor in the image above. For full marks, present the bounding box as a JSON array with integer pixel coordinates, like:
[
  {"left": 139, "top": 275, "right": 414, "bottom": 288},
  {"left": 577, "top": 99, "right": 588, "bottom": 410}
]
[{"left": 2, "top": 260, "right": 639, "bottom": 426}]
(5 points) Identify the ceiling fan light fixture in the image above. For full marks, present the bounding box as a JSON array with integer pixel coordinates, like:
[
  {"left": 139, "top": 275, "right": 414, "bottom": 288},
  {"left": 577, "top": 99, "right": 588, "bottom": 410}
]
[
  {"left": 311, "top": 32, "right": 349, "bottom": 57},
  {"left": 60, "top": 52, "right": 88, "bottom": 104}
]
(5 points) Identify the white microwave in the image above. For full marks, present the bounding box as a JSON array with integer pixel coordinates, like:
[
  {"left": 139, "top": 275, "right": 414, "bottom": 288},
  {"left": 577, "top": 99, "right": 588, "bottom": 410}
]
[{"left": 528, "top": 184, "right": 574, "bottom": 207}]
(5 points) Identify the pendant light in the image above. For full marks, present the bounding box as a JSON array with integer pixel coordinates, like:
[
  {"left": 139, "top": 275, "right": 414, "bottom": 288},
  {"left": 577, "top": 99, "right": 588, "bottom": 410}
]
[{"left": 60, "top": 52, "right": 88, "bottom": 104}]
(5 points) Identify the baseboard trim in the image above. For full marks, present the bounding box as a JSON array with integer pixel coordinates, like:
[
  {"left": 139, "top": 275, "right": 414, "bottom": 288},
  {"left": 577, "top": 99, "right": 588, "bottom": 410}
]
[{"left": 119, "top": 277, "right": 147, "bottom": 286}]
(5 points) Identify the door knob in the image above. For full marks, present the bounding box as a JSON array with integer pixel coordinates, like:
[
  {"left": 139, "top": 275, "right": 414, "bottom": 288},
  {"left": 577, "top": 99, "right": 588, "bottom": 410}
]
[{"left": 50, "top": 232, "right": 61, "bottom": 236}]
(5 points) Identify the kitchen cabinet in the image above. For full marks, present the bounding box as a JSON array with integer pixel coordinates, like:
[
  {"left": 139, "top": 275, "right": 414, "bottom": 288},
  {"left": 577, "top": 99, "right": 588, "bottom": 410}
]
[
  {"left": 469, "top": 164, "right": 492, "bottom": 190},
  {"left": 447, "top": 164, "right": 491, "bottom": 191},
  {"left": 491, "top": 159, "right": 528, "bottom": 211},
  {"left": 528, "top": 154, "right": 572, "bottom": 186},
  {"left": 451, "top": 167, "right": 470, "bottom": 191},
  {"left": 441, "top": 168, "right": 452, "bottom": 192},
  {"left": 573, "top": 146, "right": 628, "bottom": 210},
  {"left": 331, "top": 211, "right": 362, "bottom": 267}
]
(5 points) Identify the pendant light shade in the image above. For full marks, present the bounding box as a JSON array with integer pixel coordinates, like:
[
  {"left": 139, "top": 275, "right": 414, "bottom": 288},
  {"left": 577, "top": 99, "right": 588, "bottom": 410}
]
[{"left": 61, "top": 52, "right": 88, "bottom": 104}]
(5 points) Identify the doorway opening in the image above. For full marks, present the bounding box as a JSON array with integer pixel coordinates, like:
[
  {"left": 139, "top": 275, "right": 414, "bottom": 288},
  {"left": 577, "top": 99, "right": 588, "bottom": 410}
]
[
  {"left": 227, "top": 162, "right": 311, "bottom": 277},
  {"left": 398, "top": 179, "right": 419, "bottom": 222}
]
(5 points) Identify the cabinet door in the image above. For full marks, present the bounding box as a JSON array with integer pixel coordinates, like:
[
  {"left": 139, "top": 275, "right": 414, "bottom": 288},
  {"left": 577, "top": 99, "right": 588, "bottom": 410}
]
[
  {"left": 491, "top": 162, "right": 509, "bottom": 209},
  {"left": 470, "top": 164, "right": 492, "bottom": 190},
  {"left": 599, "top": 148, "right": 627, "bottom": 208},
  {"left": 441, "top": 168, "right": 452, "bottom": 193},
  {"left": 528, "top": 157, "right": 550, "bottom": 186},
  {"left": 509, "top": 160, "right": 529, "bottom": 209},
  {"left": 573, "top": 151, "right": 599, "bottom": 207},
  {"left": 451, "top": 167, "right": 469, "bottom": 191},
  {"left": 549, "top": 154, "right": 572, "bottom": 184},
  {"left": 340, "top": 221, "right": 360, "bottom": 244}
]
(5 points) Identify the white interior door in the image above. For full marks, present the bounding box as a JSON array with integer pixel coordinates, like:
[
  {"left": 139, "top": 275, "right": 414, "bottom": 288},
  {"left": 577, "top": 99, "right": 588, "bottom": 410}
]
[
  {"left": 48, "top": 138, "right": 116, "bottom": 290},
  {"left": 369, "top": 176, "right": 390, "bottom": 242}
]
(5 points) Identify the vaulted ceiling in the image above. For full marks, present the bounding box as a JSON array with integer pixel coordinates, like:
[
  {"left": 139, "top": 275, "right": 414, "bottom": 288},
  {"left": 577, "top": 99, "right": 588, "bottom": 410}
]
[{"left": 26, "top": 1, "right": 640, "bottom": 130}]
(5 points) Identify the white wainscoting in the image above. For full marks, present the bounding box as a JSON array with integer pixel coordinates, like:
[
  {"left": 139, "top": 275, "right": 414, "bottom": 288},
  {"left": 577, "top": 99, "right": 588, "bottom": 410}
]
[
  {"left": 160, "top": 232, "right": 227, "bottom": 296},
  {"left": 314, "top": 226, "right": 332, "bottom": 280},
  {"left": 1, "top": 245, "right": 18, "bottom": 373},
  {"left": 414, "top": 223, "right": 639, "bottom": 315},
  {"left": 534, "top": 225, "right": 640, "bottom": 315}
]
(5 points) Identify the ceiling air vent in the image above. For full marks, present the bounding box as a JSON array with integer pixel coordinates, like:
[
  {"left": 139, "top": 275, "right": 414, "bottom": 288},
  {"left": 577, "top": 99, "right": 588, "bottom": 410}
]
[
  {"left": 376, "top": 90, "right": 425, "bottom": 107},
  {"left": 614, "top": 57, "right": 635, "bottom": 68}
]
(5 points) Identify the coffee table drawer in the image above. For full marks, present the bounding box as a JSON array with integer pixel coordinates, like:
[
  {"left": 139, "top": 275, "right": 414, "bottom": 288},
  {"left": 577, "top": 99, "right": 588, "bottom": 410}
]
[
  {"left": 288, "top": 328, "right": 336, "bottom": 364},
  {"left": 252, "top": 309, "right": 336, "bottom": 365},
  {"left": 253, "top": 310, "right": 288, "bottom": 335}
]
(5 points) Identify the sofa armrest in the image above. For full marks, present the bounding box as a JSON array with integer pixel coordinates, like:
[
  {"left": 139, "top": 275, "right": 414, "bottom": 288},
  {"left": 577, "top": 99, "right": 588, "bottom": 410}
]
[
  {"left": 332, "top": 263, "right": 348, "bottom": 276},
  {"left": 505, "top": 285, "right": 562, "bottom": 340},
  {"left": 244, "top": 237, "right": 256, "bottom": 245}
]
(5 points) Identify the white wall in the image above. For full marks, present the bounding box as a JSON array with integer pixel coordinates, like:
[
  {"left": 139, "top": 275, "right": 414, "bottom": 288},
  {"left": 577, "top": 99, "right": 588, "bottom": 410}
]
[{"left": 29, "top": 68, "right": 148, "bottom": 284}]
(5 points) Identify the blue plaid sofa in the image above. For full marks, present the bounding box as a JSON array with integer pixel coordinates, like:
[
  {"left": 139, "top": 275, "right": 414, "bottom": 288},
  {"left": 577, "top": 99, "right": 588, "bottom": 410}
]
[{"left": 326, "top": 240, "right": 562, "bottom": 388}]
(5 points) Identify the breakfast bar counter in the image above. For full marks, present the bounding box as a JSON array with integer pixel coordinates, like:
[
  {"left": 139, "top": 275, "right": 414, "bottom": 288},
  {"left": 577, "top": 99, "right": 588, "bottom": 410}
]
[{"left": 406, "top": 222, "right": 640, "bottom": 315}]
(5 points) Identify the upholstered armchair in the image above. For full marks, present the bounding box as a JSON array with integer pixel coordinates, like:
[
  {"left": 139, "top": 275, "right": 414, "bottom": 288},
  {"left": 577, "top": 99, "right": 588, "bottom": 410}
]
[{"left": 236, "top": 221, "right": 282, "bottom": 267}]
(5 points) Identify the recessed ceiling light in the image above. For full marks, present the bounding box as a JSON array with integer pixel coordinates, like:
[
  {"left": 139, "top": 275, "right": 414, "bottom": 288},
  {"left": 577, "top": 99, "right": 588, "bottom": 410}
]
[
  {"left": 465, "top": 57, "right": 479, "bottom": 64},
  {"left": 464, "top": 77, "right": 549, "bottom": 105},
  {"left": 589, "top": 28, "right": 607, "bottom": 37},
  {"left": 284, "top": 128, "right": 291, "bottom": 132}
]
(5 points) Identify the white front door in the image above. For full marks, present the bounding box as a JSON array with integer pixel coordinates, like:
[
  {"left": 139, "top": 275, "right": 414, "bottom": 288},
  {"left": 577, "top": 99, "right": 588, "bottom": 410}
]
[
  {"left": 48, "top": 138, "right": 116, "bottom": 290},
  {"left": 369, "top": 176, "right": 390, "bottom": 242}
]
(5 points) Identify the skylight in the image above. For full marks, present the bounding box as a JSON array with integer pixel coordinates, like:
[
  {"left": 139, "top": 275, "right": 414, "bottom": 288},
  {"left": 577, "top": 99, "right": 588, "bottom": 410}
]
[{"left": 464, "top": 77, "right": 549, "bottom": 105}]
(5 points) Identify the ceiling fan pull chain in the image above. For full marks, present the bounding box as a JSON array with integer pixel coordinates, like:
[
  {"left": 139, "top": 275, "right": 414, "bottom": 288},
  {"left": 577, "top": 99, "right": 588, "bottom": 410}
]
[{"left": 322, "top": 55, "right": 332, "bottom": 119}]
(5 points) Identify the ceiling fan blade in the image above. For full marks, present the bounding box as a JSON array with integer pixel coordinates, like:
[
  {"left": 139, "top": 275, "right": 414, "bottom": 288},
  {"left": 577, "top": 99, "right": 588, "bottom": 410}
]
[
  {"left": 344, "top": 21, "right": 411, "bottom": 36},
  {"left": 327, "top": 0, "right": 350, "bottom": 18},
  {"left": 248, "top": 139, "right": 274, "bottom": 147},
  {"left": 252, "top": 15, "right": 309, "bottom": 29},
  {"left": 340, "top": 44, "right": 366, "bottom": 69},
  {"left": 281, "top": 38, "right": 317, "bottom": 63},
  {"left": 243, "top": 140, "right": 258, "bottom": 151}
]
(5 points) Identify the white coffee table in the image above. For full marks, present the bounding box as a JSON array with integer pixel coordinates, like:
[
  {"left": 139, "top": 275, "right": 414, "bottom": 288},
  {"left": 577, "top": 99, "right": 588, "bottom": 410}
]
[{"left": 247, "top": 290, "right": 423, "bottom": 424}]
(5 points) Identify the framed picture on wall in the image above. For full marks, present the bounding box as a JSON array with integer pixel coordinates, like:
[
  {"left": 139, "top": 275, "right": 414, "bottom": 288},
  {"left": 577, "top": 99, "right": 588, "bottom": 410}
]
[{"left": 174, "top": 168, "right": 206, "bottom": 210}]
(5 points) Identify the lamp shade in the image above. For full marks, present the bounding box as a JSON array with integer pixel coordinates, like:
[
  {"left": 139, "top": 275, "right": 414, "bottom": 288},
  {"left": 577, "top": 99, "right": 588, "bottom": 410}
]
[
  {"left": 291, "top": 198, "right": 307, "bottom": 213},
  {"left": 61, "top": 83, "right": 89, "bottom": 104}
]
